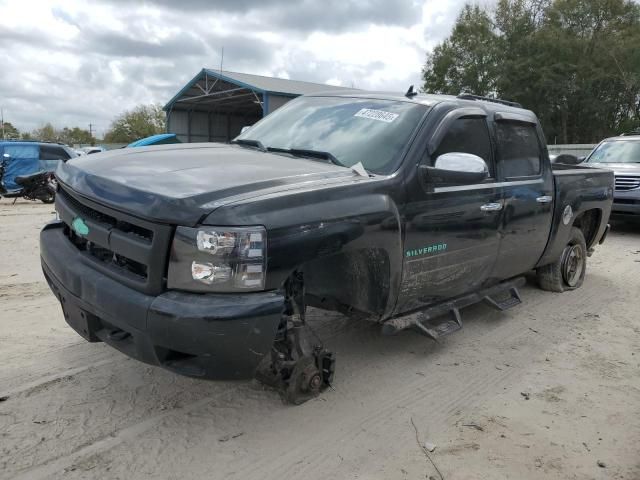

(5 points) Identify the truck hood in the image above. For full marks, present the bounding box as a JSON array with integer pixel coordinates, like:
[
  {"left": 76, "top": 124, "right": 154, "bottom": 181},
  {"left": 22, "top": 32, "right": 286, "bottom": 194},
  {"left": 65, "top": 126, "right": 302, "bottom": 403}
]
[
  {"left": 56, "top": 143, "right": 359, "bottom": 225},
  {"left": 585, "top": 162, "right": 640, "bottom": 176}
]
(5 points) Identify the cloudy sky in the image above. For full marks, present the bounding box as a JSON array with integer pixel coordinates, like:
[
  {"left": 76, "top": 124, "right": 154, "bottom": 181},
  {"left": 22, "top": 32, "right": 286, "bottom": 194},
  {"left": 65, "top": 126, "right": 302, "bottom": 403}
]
[{"left": 0, "top": 0, "right": 476, "bottom": 137}]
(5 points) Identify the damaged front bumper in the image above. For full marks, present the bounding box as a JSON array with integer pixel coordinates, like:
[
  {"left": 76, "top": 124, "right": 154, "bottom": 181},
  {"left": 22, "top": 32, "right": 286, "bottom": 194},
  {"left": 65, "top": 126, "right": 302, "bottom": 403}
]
[{"left": 40, "top": 221, "right": 283, "bottom": 380}]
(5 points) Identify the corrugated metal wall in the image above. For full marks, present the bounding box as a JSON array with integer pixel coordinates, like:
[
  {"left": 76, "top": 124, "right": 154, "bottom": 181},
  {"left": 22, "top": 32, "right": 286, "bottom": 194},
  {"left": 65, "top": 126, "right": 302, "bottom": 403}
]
[
  {"left": 166, "top": 90, "right": 297, "bottom": 144},
  {"left": 266, "top": 94, "right": 293, "bottom": 112},
  {"left": 167, "top": 110, "right": 262, "bottom": 143}
]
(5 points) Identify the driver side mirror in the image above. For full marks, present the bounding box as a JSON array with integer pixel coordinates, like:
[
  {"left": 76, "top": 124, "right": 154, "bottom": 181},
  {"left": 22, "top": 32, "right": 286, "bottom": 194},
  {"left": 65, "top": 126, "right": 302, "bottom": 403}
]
[{"left": 421, "top": 152, "right": 489, "bottom": 184}]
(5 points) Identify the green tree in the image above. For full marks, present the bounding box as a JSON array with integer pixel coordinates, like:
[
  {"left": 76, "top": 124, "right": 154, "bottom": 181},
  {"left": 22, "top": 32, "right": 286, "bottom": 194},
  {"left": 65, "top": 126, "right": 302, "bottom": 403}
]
[
  {"left": 422, "top": 5, "right": 499, "bottom": 96},
  {"left": 532, "top": 0, "right": 640, "bottom": 142},
  {"left": 59, "top": 127, "right": 94, "bottom": 145},
  {"left": 104, "top": 104, "right": 166, "bottom": 143},
  {"left": 422, "top": 0, "right": 640, "bottom": 143},
  {"left": 1, "top": 121, "right": 20, "bottom": 140},
  {"left": 32, "top": 123, "right": 58, "bottom": 142}
]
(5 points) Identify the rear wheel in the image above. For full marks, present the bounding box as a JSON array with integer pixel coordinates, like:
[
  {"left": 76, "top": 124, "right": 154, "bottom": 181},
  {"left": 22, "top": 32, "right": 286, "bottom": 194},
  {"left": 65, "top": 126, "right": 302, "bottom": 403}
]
[
  {"left": 537, "top": 227, "right": 587, "bottom": 292},
  {"left": 39, "top": 179, "right": 57, "bottom": 204},
  {"left": 40, "top": 193, "right": 55, "bottom": 204}
]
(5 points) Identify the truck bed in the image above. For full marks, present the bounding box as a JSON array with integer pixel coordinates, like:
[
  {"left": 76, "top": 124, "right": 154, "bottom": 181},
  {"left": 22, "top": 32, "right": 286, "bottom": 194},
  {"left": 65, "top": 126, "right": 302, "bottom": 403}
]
[{"left": 537, "top": 164, "right": 614, "bottom": 266}]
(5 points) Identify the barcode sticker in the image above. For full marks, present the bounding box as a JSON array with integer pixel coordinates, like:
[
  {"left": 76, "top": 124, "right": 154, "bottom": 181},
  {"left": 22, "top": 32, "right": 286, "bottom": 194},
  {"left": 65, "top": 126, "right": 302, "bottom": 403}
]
[{"left": 354, "top": 108, "right": 399, "bottom": 123}]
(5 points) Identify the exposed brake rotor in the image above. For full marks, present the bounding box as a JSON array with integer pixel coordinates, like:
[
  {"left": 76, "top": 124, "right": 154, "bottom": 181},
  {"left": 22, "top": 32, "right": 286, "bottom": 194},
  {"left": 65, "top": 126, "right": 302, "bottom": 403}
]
[{"left": 255, "top": 272, "right": 335, "bottom": 405}]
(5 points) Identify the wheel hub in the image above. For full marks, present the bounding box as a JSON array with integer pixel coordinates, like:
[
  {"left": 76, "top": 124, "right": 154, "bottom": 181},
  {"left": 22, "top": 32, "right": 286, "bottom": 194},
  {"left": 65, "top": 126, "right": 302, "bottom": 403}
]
[{"left": 561, "top": 244, "right": 584, "bottom": 287}]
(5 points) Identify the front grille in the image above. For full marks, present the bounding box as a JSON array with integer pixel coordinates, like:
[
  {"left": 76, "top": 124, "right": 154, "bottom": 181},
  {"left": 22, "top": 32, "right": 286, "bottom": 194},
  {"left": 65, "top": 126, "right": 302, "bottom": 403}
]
[
  {"left": 64, "top": 225, "right": 149, "bottom": 280},
  {"left": 56, "top": 186, "right": 173, "bottom": 295},
  {"left": 58, "top": 189, "right": 153, "bottom": 243},
  {"left": 615, "top": 176, "right": 640, "bottom": 191}
]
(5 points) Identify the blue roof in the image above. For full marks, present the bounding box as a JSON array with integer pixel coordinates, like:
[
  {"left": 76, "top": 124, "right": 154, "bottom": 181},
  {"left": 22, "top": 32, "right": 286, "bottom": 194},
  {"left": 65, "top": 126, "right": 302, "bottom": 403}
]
[
  {"left": 163, "top": 68, "right": 352, "bottom": 111},
  {"left": 127, "top": 133, "right": 178, "bottom": 147}
]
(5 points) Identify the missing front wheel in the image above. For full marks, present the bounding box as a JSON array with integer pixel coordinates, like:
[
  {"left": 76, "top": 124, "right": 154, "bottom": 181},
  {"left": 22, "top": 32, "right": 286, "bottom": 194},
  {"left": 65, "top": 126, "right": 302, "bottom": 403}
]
[{"left": 256, "top": 272, "right": 336, "bottom": 405}]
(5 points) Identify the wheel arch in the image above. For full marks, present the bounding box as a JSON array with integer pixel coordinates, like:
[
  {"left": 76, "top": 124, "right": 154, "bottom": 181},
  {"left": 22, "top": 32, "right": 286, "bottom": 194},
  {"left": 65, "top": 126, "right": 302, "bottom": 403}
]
[{"left": 572, "top": 208, "right": 602, "bottom": 249}]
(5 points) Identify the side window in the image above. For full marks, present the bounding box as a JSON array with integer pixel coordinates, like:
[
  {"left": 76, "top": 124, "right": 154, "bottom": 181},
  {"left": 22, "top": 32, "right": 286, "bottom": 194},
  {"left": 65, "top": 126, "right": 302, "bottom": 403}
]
[
  {"left": 495, "top": 122, "right": 541, "bottom": 178},
  {"left": 432, "top": 117, "right": 494, "bottom": 176},
  {"left": 40, "top": 145, "right": 71, "bottom": 161}
]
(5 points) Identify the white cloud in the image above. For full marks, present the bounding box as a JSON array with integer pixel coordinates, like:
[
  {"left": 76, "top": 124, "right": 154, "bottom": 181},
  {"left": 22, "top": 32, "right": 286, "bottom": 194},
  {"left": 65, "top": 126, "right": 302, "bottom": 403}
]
[{"left": 0, "top": 0, "right": 470, "bottom": 137}]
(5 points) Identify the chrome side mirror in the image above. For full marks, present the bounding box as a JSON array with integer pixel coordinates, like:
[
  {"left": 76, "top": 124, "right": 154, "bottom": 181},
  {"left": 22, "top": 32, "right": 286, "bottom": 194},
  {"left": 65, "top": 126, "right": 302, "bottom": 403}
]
[
  {"left": 422, "top": 152, "right": 489, "bottom": 184},
  {"left": 435, "top": 152, "right": 489, "bottom": 174}
]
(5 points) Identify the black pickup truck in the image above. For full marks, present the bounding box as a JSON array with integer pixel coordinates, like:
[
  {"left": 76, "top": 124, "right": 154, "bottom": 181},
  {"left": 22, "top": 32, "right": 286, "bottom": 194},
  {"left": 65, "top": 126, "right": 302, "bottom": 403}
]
[{"left": 40, "top": 92, "right": 613, "bottom": 403}]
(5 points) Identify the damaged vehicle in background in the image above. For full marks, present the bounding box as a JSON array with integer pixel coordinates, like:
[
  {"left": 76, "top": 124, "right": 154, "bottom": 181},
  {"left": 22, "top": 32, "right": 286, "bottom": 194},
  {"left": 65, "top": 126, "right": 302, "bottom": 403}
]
[{"left": 40, "top": 91, "right": 613, "bottom": 404}]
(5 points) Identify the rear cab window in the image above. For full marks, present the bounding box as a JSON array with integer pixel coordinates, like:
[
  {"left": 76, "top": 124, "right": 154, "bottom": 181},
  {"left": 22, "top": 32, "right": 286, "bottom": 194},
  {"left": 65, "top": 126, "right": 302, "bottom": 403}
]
[{"left": 495, "top": 122, "right": 542, "bottom": 179}]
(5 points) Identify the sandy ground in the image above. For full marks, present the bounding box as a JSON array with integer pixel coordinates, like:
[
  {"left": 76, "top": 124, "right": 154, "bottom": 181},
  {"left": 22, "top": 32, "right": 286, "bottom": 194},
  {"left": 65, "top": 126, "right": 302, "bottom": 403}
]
[{"left": 1, "top": 197, "right": 639, "bottom": 480}]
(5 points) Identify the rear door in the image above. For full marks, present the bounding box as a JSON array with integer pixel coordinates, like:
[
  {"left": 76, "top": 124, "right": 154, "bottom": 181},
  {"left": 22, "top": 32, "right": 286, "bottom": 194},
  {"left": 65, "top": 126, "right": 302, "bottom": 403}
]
[
  {"left": 491, "top": 115, "right": 554, "bottom": 280},
  {"left": 396, "top": 110, "right": 504, "bottom": 314}
]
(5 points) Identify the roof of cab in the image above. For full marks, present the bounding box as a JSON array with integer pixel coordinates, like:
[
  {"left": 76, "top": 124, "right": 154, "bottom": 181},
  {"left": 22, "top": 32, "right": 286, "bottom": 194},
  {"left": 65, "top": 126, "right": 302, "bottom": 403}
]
[{"left": 305, "top": 90, "right": 537, "bottom": 119}]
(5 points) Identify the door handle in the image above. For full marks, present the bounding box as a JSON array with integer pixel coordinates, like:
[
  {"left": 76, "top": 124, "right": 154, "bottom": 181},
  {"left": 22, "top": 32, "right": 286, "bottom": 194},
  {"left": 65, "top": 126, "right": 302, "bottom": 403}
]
[
  {"left": 536, "top": 195, "right": 553, "bottom": 204},
  {"left": 480, "top": 202, "right": 503, "bottom": 212}
]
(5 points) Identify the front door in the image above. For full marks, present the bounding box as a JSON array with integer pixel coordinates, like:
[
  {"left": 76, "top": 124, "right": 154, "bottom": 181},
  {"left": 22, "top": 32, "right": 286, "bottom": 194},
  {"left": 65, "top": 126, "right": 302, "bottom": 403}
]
[{"left": 396, "top": 113, "right": 504, "bottom": 314}]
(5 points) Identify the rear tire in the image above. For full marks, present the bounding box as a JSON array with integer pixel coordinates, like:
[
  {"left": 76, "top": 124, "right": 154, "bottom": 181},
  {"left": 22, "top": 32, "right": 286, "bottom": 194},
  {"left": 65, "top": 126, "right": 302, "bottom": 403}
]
[
  {"left": 537, "top": 227, "right": 587, "bottom": 292},
  {"left": 39, "top": 182, "right": 57, "bottom": 204},
  {"left": 39, "top": 192, "right": 55, "bottom": 204}
]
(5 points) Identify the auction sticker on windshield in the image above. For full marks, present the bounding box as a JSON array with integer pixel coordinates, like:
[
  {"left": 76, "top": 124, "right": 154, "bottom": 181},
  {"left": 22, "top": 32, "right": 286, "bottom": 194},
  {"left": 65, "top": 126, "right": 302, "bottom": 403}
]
[{"left": 354, "top": 108, "right": 399, "bottom": 123}]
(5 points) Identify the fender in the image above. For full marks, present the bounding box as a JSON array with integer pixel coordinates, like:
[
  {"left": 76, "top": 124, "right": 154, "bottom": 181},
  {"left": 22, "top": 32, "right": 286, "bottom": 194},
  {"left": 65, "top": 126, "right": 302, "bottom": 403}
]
[{"left": 203, "top": 175, "right": 406, "bottom": 321}]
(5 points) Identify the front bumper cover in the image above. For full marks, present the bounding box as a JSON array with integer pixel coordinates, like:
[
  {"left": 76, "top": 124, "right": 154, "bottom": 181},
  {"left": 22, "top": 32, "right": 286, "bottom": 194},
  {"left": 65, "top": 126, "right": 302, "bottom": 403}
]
[
  {"left": 611, "top": 190, "right": 640, "bottom": 219},
  {"left": 40, "top": 221, "right": 284, "bottom": 380}
]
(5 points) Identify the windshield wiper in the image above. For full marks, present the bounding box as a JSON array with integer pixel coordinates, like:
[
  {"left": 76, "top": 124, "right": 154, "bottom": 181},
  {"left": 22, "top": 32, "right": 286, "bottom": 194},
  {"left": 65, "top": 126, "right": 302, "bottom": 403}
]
[
  {"left": 267, "top": 147, "right": 346, "bottom": 168},
  {"left": 232, "top": 138, "right": 267, "bottom": 152}
]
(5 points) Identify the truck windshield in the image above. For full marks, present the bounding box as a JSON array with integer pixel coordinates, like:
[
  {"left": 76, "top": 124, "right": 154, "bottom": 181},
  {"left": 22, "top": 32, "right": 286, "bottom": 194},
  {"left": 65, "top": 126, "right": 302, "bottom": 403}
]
[
  {"left": 235, "top": 96, "right": 429, "bottom": 174},
  {"left": 586, "top": 140, "right": 640, "bottom": 163}
]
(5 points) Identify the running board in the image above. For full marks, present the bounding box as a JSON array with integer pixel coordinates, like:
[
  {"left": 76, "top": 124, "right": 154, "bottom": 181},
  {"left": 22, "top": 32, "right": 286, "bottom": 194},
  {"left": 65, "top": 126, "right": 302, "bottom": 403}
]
[
  {"left": 413, "top": 308, "right": 462, "bottom": 341},
  {"left": 483, "top": 286, "right": 522, "bottom": 311},
  {"left": 382, "top": 277, "right": 525, "bottom": 339}
]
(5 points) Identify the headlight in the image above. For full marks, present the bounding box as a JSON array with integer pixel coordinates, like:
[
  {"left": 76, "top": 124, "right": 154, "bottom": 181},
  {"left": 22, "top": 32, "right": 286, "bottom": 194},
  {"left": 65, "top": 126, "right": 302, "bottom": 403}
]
[{"left": 168, "top": 226, "right": 267, "bottom": 292}]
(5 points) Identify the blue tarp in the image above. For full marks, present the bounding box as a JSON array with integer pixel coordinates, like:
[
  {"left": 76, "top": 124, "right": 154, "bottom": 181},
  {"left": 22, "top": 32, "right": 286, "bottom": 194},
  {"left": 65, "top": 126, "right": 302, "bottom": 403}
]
[
  {"left": 2, "top": 144, "right": 39, "bottom": 191},
  {"left": 127, "top": 133, "right": 179, "bottom": 147}
]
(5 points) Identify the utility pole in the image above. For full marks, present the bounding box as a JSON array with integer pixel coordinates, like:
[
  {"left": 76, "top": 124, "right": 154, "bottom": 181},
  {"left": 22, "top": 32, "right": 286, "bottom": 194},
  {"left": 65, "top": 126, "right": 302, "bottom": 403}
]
[
  {"left": 89, "top": 123, "right": 93, "bottom": 138},
  {"left": 1, "top": 108, "right": 5, "bottom": 140}
]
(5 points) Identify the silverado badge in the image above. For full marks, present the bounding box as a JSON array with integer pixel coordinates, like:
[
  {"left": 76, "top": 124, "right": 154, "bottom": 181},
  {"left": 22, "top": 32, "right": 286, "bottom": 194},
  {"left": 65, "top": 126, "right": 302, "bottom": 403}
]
[{"left": 72, "top": 217, "right": 89, "bottom": 236}]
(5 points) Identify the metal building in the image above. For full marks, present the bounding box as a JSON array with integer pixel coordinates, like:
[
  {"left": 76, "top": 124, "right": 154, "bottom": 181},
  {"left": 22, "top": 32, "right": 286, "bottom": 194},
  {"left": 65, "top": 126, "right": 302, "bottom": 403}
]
[{"left": 164, "top": 69, "right": 352, "bottom": 143}]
